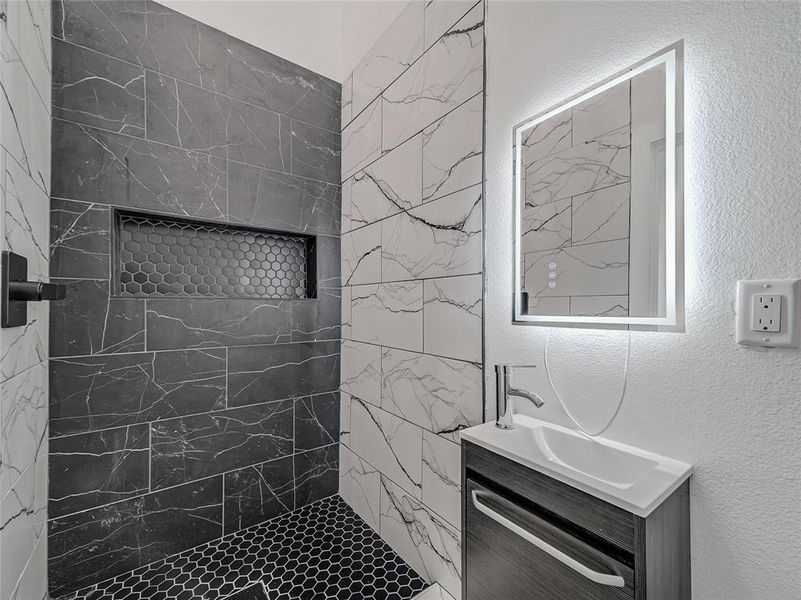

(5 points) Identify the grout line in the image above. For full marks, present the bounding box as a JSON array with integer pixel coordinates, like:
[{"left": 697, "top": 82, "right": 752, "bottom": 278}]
[
  {"left": 48, "top": 442, "right": 340, "bottom": 523},
  {"left": 342, "top": 90, "right": 484, "bottom": 185},
  {"left": 49, "top": 391, "right": 340, "bottom": 441},
  {"left": 341, "top": 0, "right": 482, "bottom": 131},
  {"left": 51, "top": 36, "right": 342, "bottom": 135},
  {"left": 341, "top": 336, "right": 481, "bottom": 368},
  {"left": 48, "top": 338, "right": 340, "bottom": 361},
  {"left": 51, "top": 116, "right": 341, "bottom": 189}
]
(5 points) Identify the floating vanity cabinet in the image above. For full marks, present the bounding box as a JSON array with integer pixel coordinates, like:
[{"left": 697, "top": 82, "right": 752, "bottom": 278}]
[{"left": 462, "top": 441, "right": 690, "bottom": 599}]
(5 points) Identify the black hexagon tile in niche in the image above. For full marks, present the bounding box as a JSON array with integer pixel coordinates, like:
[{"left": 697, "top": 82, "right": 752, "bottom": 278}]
[
  {"left": 117, "top": 212, "right": 309, "bottom": 299},
  {"left": 59, "top": 496, "right": 428, "bottom": 600}
]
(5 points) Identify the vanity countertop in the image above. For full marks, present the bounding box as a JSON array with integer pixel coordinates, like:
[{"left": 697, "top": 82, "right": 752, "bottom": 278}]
[{"left": 461, "top": 415, "right": 692, "bottom": 517}]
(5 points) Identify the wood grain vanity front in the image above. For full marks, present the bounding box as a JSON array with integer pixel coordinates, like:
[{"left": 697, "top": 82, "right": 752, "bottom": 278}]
[{"left": 462, "top": 441, "right": 690, "bottom": 599}]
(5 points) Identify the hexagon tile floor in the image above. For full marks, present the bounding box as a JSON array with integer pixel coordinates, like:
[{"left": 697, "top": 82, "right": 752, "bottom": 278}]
[{"left": 58, "top": 495, "right": 428, "bottom": 600}]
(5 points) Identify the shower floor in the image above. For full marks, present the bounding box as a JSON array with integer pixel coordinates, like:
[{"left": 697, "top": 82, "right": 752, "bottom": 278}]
[{"left": 59, "top": 495, "right": 428, "bottom": 600}]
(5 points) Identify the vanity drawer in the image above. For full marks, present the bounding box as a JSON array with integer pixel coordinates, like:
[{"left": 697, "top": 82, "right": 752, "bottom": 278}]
[
  {"left": 464, "top": 441, "right": 636, "bottom": 553},
  {"left": 465, "top": 478, "right": 634, "bottom": 600}
]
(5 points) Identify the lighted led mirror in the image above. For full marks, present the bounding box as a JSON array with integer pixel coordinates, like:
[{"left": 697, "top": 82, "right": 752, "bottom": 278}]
[{"left": 513, "top": 43, "right": 684, "bottom": 328}]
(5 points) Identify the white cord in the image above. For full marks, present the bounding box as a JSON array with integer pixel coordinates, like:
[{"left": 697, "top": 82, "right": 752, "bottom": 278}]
[{"left": 543, "top": 330, "right": 631, "bottom": 437}]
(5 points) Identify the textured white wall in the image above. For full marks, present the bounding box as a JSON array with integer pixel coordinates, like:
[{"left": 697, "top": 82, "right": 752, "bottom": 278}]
[
  {"left": 484, "top": 2, "right": 801, "bottom": 598},
  {"left": 155, "top": 0, "right": 408, "bottom": 81}
]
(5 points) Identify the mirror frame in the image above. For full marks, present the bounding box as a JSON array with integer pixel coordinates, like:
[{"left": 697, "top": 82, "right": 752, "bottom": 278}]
[{"left": 512, "top": 42, "right": 684, "bottom": 328}]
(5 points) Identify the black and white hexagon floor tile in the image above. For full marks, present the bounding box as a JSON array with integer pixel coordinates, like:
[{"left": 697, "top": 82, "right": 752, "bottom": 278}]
[{"left": 60, "top": 496, "right": 428, "bottom": 600}]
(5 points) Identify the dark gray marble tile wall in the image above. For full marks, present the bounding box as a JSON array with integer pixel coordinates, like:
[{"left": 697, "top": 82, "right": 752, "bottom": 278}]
[{"left": 48, "top": 1, "right": 341, "bottom": 596}]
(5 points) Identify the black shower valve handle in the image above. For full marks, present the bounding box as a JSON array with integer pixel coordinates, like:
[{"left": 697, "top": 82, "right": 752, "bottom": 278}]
[
  {"left": 8, "top": 280, "right": 67, "bottom": 302},
  {"left": 2, "top": 251, "right": 69, "bottom": 328}
]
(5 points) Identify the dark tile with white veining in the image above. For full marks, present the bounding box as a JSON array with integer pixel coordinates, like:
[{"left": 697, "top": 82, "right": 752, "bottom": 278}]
[
  {"left": 49, "top": 348, "right": 227, "bottom": 436},
  {"left": 314, "top": 234, "right": 341, "bottom": 289},
  {"left": 227, "top": 36, "right": 340, "bottom": 132},
  {"left": 141, "top": 1, "right": 228, "bottom": 93},
  {"left": 290, "top": 288, "right": 341, "bottom": 342},
  {"left": 228, "top": 162, "right": 340, "bottom": 235},
  {"left": 49, "top": 424, "right": 150, "bottom": 518},
  {"left": 150, "top": 400, "right": 294, "bottom": 490},
  {"left": 58, "top": 496, "right": 426, "bottom": 600},
  {"left": 145, "top": 298, "right": 291, "bottom": 350},
  {"left": 52, "top": 0, "right": 150, "bottom": 65},
  {"left": 294, "top": 444, "right": 339, "bottom": 507},
  {"left": 223, "top": 457, "right": 295, "bottom": 534},
  {"left": 294, "top": 392, "right": 339, "bottom": 451},
  {"left": 226, "top": 99, "right": 290, "bottom": 171},
  {"left": 49, "top": 279, "right": 144, "bottom": 357},
  {"left": 52, "top": 38, "right": 145, "bottom": 136},
  {"left": 144, "top": 70, "right": 230, "bottom": 156},
  {"left": 227, "top": 341, "right": 339, "bottom": 407},
  {"left": 50, "top": 198, "right": 110, "bottom": 279},
  {"left": 52, "top": 119, "right": 227, "bottom": 220},
  {"left": 291, "top": 120, "right": 341, "bottom": 184},
  {"left": 48, "top": 476, "right": 223, "bottom": 598}
]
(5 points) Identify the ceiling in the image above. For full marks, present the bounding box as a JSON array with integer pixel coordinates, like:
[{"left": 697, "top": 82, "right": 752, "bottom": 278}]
[{"left": 155, "top": 0, "right": 409, "bottom": 82}]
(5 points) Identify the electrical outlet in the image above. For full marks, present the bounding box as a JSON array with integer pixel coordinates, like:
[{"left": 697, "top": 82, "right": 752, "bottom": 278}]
[
  {"left": 736, "top": 279, "right": 800, "bottom": 348},
  {"left": 752, "top": 294, "right": 781, "bottom": 332}
]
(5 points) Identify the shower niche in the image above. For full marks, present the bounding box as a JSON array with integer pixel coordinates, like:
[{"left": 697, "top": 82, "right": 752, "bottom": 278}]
[{"left": 113, "top": 210, "right": 317, "bottom": 300}]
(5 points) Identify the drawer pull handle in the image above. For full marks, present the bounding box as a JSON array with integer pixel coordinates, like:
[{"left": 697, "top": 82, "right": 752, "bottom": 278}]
[{"left": 471, "top": 490, "right": 626, "bottom": 588}]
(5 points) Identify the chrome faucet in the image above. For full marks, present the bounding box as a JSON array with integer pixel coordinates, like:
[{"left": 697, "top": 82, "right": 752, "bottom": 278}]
[{"left": 495, "top": 364, "right": 544, "bottom": 430}]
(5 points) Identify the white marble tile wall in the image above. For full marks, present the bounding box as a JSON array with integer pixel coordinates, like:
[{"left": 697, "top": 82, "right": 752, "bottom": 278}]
[
  {"left": 0, "top": 2, "right": 51, "bottom": 599},
  {"left": 520, "top": 77, "right": 632, "bottom": 316},
  {"left": 340, "top": 2, "right": 483, "bottom": 598}
]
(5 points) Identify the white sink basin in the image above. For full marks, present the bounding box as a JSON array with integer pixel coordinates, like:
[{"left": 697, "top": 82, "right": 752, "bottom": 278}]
[{"left": 461, "top": 415, "right": 692, "bottom": 516}]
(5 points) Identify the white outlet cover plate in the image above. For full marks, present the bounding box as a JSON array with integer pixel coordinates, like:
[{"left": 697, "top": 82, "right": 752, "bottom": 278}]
[{"left": 736, "top": 279, "right": 801, "bottom": 348}]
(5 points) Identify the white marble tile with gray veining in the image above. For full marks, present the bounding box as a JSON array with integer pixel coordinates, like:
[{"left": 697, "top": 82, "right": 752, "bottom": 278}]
[
  {"left": 342, "top": 221, "right": 381, "bottom": 286},
  {"left": 0, "top": 299, "right": 47, "bottom": 383},
  {"left": 570, "top": 295, "right": 629, "bottom": 317},
  {"left": 5, "top": 0, "right": 51, "bottom": 108},
  {"left": 342, "top": 97, "right": 382, "bottom": 181},
  {"left": 351, "top": 1, "right": 424, "bottom": 118},
  {"left": 571, "top": 182, "right": 630, "bottom": 245},
  {"left": 0, "top": 451, "right": 48, "bottom": 600},
  {"left": 424, "top": 0, "right": 479, "bottom": 49},
  {"left": 572, "top": 80, "right": 630, "bottom": 144},
  {"left": 381, "top": 184, "right": 482, "bottom": 282},
  {"left": 422, "top": 92, "right": 482, "bottom": 203},
  {"left": 3, "top": 151, "right": 50, "bottom": 278},
  {"left": 1, "top": 34, "right": 51, "bottom": 196},
  {"left": 341, "top": 176, "right": 353, "bottom": 233},
  {"left": 351, "top": 281, "right": 423, "bottom": 352},
  {"left": 379, "top": 477, "right": 462, "bottom": 599},
  {"left": 341, "top": 74, "right": 353, "bottom": 127},
  {"left": 525, "top": 126, "right": 630, "bottom": 206},
  {"left": 526, "top": 295, "right": 571, "bottom": 317},
  {"left": 524, "top": 239, "right": 629, "bottom": 298},
  {"left": 381, "top": 347, "right": 481, "bottom": 442},
  {"left": 520, "top": 111, "right": 572, "bottom": 167},
  {"left": 339, "top": 444, "right": 381, "bottom": 531},
  {"left": 414, "top": 583, "right": 457, "bottom": 600},
  {"left": 340, "top": 391, "right": 352, "bottom": 447},
  {"left": 520, "top": 196, "right": 572, "bottom": 253},
  {"left": 351, "top": 134, "right": 423, "bottom": 230},
  {"left": 423, "top": 274, "right": 482, "bottom": 363},
  {"left": 0, "top": 362, "right": 48, "bottom": 496},
  {"left": 422, "top": 432, "right": 461, "bottom": 528},
  {"left": 341, "top": 285, "right": 352, "bottom": 340},
  {"left": 341, "top": 340, "right": 382, "bottom": 407},
  {"left": 382, "top": 4, "right": 483, "bottom": 152},
  {"left": 350, "top": 398, "right": 422, "bottom": 498}
]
